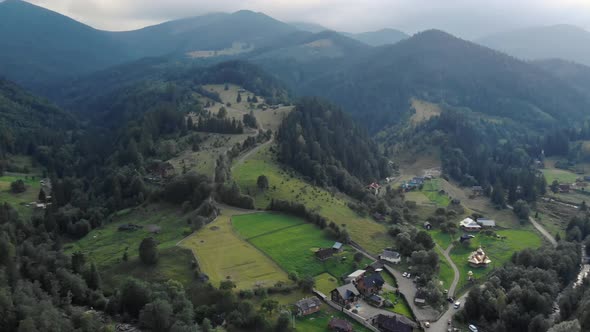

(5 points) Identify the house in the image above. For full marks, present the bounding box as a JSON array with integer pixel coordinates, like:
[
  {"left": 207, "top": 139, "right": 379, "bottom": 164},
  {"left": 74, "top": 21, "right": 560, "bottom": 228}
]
[
  {"left": 328, "top": 318, "right": 353, "bottom": 332},
  {"left": 332, "top": 242, "right": 344, "bottom": 252},
  {"left": 368, "top": 294, "right": 385, "bottom": 307},
  {"left": 368, "top": 182, "right": 381, "bottom": 195},
  {"left": 471, "top": 186, "right": 484, "bottom": 195},
  {"left": 423, "top": 221, "right": 432, "bottom": 230},
  {"left": 357, "top": 273, "right": 385, "bottom": 295},
  {"left": 379, "top": 250, "right": 401, "bottom": 264},
  {"left": 331, "top": 284, "right": 360, "bottom": 306},
  {"left": 372, "top": 212, "right": 386, "bottom": 222},
  {"left": 345, "top": 270, "right": 366, "bottom": 283},
  {"left": 460, "top": 234, "right": 475, "bottom": 243},
  {"left": 468, "top": 247, "right": 492, "bottom": 268},
  {"left": 476, "top": 218, "right": 496, "bottom": 228},
  {"left": 315, "top": 248, "right": 335, "bottom": 261},
  {"left": 413, "top": 290, "right": 427, "bottom": 307},
  {"left": 294, "top": 297, "right": 322, "bottom": 316},
  {"left": 365, "top": 261, "right": 385, "bottom": 273},
  {"left": 372, "top": 314, "right": 415, "bottom": 332},
  {"left": 559, "top": 184, "right": 571, "bottom": 193},
  {"left": 460, "top": 218, "right": 481, "bottom": 232}
]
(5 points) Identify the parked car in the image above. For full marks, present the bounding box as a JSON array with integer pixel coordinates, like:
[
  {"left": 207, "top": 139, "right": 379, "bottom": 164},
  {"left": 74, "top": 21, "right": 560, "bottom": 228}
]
[
  {"left": 424, "top": 321, "right": 430, "bottom": 328},
  {"left": 468, "top": 324, "right": 479, "bottom": 332},
  {"left": 406, "top": 273, "right": 411, "bottom": 278},
  {"left": 402, "top": 272, "right": 408, "bottom": 277},
  {"left": 453, "top": 301, "right": 461, "bottom": 309},
  {"left": 447, "top": 297, "right": 455, "bottom": 303}
]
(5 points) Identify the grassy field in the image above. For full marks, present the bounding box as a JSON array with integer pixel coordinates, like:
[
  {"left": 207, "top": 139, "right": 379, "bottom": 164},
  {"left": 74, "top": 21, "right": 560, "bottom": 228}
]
[
  {"left": 314, "top": 273, "right": 340, "bottom": 295},
  {"left": 233, "top": 213, "right": 371, "bottom": 278},
  {"left": 410, "top": 98, "right": 442, "bottom": 125},
  {"left": 0, "top": 172, "right": 41, "bottom": 218},
  {"left": 541, "top": 168, "right": 578, "bottom": 184},
  {"left": 421, "top": 179, "right": 450, "bottom": 206},
  {"left": 436, "top": 250, "right": 455, "bottom": 291},
  {"left": 180, "top": 209, "right": 290, "bottom": 290},
  {"left": 430, "top": 229, "right": 454, "bottom": 249},
  {"left": 66, "top": 204, "right": 190, "bottom": 268},
  {"left": 232, "top": 144, "right": 391, "bottom": 254},
  {"left": 101, "top": 247, "right": 194, "bottom": 291},
  {"left": 450, "top": 228, "right": 542, "bottom": 292},
  {"left": 295, "top": 306, "right": 372, "bottom": 332},
  {"left": 382, "top": 291, "right": 413, "bottom": 318}
]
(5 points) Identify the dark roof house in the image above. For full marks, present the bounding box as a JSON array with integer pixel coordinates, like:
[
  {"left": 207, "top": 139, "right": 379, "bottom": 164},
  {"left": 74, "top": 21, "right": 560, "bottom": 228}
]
[
  {"left": 294, "top": 297, "right": 322, "bottom": 316},
  {"left": 373, "top": 314, "right": 415, "bottom": 332},
  {"left": 328, "top": 318, "right": 353, "bottom": 332},
  {"left": 315, "top": 248, "right": 335, "bottom": 261},
  {"left": 331, "top": 283, "right": 360, "bottom": 306}
]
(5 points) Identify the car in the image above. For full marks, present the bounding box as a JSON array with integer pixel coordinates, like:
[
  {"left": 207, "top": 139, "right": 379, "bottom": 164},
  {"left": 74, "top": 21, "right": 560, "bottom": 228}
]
[
  {"left": 402, "top": 272, "right": 408, "bottom": 277},
  {"left": 447, "top": 318, "right": 452, "bottom": 325},
  {"left": 444, "top": 289, "right": 448, "bottom": 294},
  {"left": 424, "top": 321, "right": 430, "bottom": 328},
  {"left": 453, "top": 301, "right": 461, "bottom": 309},
  {"left": 406, "top": 273, "right": 411, "bottom": 278},
  {"left": 447, "top": 297, "right": 455, "bottom": 303},
  {"left": 468, "top": 324, "right": 479, "bottom": 332}
]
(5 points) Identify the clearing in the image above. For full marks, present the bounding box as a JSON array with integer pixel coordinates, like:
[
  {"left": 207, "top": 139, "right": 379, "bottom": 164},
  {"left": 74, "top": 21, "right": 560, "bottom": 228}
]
[
  {"left": 0, "top": 172, "right": 41, "bottom": 218},
  {"left": 66, "top": 204, "right": 190, "bottom": 268},
  {"left": 409, "top": 98, "right": 442, "bottom": 125},
  {"left": 232, "top": 144, "right": 391, "bottom": 254},
  {"left": 180, "top": 208, "right": 290, "bottom": 289},
  {"left": 232, "top": 213, "right": 372, "bottom": 278}
]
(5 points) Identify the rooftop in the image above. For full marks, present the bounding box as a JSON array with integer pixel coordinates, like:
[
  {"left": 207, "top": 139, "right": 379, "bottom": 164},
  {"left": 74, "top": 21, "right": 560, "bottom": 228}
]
[
  {"left": 347, "top": 270, "right": 366, "bottom": 279},
  {"left": 334, "top": 283, "right": 360, "bottom": 299}
]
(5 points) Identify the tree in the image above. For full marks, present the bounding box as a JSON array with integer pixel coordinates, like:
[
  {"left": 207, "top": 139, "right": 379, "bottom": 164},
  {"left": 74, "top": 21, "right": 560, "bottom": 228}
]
[
  {"left": 10, "top": 180, "right": 25, "bottom": 193},
  {"left": 513, "top": 200, "right": 530, "bottom": 220},
  {"left": 71, "top": 251, "right": 86, "bottom": 274},
  {"left": 139, "top": 237, "right": 158, "bottom": 265},
  {"left": 84, "top": 263, "right": 101, "bottom": 290},
  {"left": 491, "top": 183, "right": 506, "bottom": 207},
  {"left": 139, "top": 300, "right": 173, "bottom": 332},
  {"left": 550, "top": 180, "right": 559, "bottom": 194},
  {"left": 548, "top": 320, "right": 581, "bottom": 332},
  {"left": 298, "top": 276, "right": 315, "bottom": 292},
  {"left": 220, "top": 280, "right": 236, "bottom": 290},
  {"left": 224, "top": 83, "right": 229, "bottom": 91},
  {"left": 581, "top": 201, "right": 588, "bottom": 211},
  {"left": 353, "top": 252, "right": 364, "bottom": 263},
  {"left": 257, "top": 175, "right": 269, "bottom": 191},
  {"left": 217, "top": 107, "right": 227, "bottom": 119},
  {"left": 38, "top": 190, "right": 46, "bottom": 203},
  {"left": 120, "top": 279, "right": 151, "bottom": 317},
  {"left": 201, "top": 318, "right": 212, "bottom": 332},
  {"left": 237, "top": 93, "right": 242, "bottom": 103},
  {"left": 276, "top": 312, "right": 290, "bottom": 331},
  {"left": 261, "top": 299, "right": 279, "bottom": 315}
]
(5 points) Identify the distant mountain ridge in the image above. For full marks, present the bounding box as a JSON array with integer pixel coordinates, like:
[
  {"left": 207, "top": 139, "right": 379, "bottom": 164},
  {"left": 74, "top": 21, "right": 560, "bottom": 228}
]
[
  {"left": 345, "top": 28, "right": 409, "bottom": 46},
  {"left": 478, "top": 24, "right": 590, "bottom": 66},
  {"left": 0, "top": 1, "right": 297, "bottom": 89}
]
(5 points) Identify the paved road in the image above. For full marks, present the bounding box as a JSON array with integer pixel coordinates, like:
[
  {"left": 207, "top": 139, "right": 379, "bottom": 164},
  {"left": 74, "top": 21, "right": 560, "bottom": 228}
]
[
  {"left": 529, "top": 215, "right": 558, "bottom": 247},
  {"left": 428, "top": 292, "right": 469, "bottom": 332},
  {"left": 436, "top": 244, "right": 460, "bottom": 297}
]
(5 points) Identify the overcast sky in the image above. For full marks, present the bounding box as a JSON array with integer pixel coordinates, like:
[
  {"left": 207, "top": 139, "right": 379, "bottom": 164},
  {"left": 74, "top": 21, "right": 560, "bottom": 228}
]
[{"left": 24, "top": 0, "right": 590, "bottom": 39}]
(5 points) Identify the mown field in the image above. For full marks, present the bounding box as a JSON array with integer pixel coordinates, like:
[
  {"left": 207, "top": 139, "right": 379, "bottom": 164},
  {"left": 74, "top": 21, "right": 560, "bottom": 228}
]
[
  {"left": 382, "top": 291, "right": 413, "bottom": 318},
  {"left": 541, "top": 168, "right": 578, "bottom": 184},
  {"left": 66, "top": 204, "right": 189, "bottom": 268},
  {"left": 0, "top": 172, "right": 41, "bottom": 218},
  {"left": 233, "top": 213, "right": 372, "bottom": 278},
  {"left": 314, "top": 273, "right": 339, "bottom": 295},
  {"left": 421, "top": 178, "right": 450, "bottom": 206},
  {"left": 232, "top": 144, "right": 391, "bottom": 254},
  {"left": 180, "top": 209, "right": 290, "bottom": 289},
  {"left": 450, "top": 228, "right": 542, "bottom": 292}
]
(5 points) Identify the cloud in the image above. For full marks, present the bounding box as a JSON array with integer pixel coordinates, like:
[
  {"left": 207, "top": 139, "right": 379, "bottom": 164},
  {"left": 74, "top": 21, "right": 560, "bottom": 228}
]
[{"left": 24, "top": 0, "right": 590, "bottom": 38}]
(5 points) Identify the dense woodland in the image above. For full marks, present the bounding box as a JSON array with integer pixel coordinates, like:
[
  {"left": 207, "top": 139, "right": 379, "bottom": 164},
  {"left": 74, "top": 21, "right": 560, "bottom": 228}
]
[{"left": 277, "top": 97, "right": 390, "bottom": 199}]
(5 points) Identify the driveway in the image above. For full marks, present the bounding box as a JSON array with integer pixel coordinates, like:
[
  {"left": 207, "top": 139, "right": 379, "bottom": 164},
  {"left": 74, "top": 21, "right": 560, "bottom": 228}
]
[
  {"left": 436, "top": 244, "right": 460, "bottom": 297},
  {"left": 428, "top": 292, "right": 469, "bottom": 332},
  {"left": 383, "top": 265, "right": 440, "bottom": 322}
]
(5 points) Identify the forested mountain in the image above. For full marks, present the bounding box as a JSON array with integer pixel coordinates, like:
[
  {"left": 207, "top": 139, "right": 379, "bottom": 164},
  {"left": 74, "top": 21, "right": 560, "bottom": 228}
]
[
  {"left": 533, "top": 59, "right": 590, "bottom": 98},
  {"left": 0, "top": 0, "right": 130, "bottom": 88},
  {"left": 0, "top": 1, "right": 297, "bottom": 90},
  {"left": 345, "top": 28, "right": 409, "bottom": 46},
  {"left": 478, "top": 25, "right": 590, "bottom": 66},
  {"left": 295, "top": 30, "right": 590, "bottom": 130},
  {"left": 289, "top": 21, "right": 329, "bottom": 33},
  {"left": 0, "top": 78, "right": 76, "bottom": 160},
  {"left": 277, "top": 97, "right": 390, "bottom": 199}
]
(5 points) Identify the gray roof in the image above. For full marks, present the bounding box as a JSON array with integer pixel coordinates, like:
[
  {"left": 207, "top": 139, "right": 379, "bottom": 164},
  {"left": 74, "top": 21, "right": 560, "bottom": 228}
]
[
  {"left": 333, "top": 242, "right": 343, "bottom": 250},
  {"left": 477, "top": 218, "right": 496, "bottom": 227},
  {"left": 334, "top": 283, "right": 360, "bottom": 300},
  {"left": 381, "top": 250, "right": 401, "bottom": 259},
  {"left": 295, "top": 297, "right": 321, "bottom": 311}
]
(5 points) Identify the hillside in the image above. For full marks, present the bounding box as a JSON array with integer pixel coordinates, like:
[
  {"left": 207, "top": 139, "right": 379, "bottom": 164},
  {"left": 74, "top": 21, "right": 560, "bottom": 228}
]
[
  {"left": 0, "top": 0, "right": 129, "bottom": 88},
  {"left": 478, "top": 24, "right": 590, "bottom": 66},
  {"left": 533, "top": 58, "right": 590, "bottom": 97},
  {"left": 346, "top": 28, "right": 409, "bottom": 46},
  {"left": 296, "top": 30, "right": 590, "bottom": 130}
]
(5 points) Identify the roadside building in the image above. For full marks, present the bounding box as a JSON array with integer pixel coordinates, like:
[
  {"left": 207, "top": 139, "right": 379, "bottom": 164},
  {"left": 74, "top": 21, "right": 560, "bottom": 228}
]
[
  {"left": 331, "top": 284, "right": 360, "bottom": 306},
  {"left": 294, "top": 297, "right": 322, "bottom": 316},
  {"left": 379, "top": 250, "right": 401, "bottom": 264}
]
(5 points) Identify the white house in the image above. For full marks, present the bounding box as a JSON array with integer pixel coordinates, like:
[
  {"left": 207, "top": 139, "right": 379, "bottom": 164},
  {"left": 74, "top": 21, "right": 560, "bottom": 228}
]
[{"left": 379, "top": 250, "right": 401, "bottom": 264}]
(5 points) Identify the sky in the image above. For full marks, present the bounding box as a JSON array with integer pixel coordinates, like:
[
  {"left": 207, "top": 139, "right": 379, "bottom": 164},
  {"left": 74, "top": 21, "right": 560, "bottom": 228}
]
[{"left": 23, "top": 0, "right": 590, "bottom": 39}]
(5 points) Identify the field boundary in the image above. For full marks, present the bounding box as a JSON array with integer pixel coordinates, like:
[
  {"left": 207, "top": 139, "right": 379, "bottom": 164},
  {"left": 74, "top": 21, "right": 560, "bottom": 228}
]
[{"left": 244, "top": 221, "right": 307, "bottom": 241}]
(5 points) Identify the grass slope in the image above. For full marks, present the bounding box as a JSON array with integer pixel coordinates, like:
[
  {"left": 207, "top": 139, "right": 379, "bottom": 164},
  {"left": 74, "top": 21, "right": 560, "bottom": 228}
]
[
  {"left": 450, "top": 229, "right": 542, "bottom": 292},
  {"left": 180, "top": 208, "right": 290, "bottom": 289},
  {"left": 232, "top": 144, "right": 391, "bottom": 254},
  {"left": 233, "top": 213, "right": 371, "bottom": 278},
  {"left": 0, "top": 172, "right": 41, "bottom": 219},
  {"left": 66, "top": 204, "right": 189, "bottom": 268}
]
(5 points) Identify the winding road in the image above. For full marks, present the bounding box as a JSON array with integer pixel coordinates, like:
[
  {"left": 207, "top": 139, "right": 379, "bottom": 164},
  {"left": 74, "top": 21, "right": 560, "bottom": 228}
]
[
  {"left": 506, "top": 204, "right": 558, "bottom": 247},
  {"left": 436, "top": 244, "right": 460, "bottom": 297}
]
